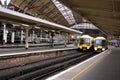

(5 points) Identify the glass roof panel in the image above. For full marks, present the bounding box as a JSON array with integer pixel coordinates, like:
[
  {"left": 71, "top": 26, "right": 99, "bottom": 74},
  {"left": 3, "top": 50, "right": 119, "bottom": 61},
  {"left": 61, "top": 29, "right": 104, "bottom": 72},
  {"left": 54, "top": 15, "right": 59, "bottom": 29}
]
[
  {"left": 52, "top": 0, "right": 76, "bottom": 25},
  {"left": 71, "top": 23, "right": 98, "bottom": 29},
  {"left": 0, "top": 0, "right": 11, "bottom": 5}
]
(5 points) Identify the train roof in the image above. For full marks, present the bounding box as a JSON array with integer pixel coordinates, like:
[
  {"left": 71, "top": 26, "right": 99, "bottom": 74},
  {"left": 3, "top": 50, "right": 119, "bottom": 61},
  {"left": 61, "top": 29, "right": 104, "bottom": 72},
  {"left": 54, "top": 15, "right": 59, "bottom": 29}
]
[
  {"left": 80, "top": 35, "right": 93, "bottom": 39},
  {"left": 94, "top": 36, "right": 106, "bottom": 40}
]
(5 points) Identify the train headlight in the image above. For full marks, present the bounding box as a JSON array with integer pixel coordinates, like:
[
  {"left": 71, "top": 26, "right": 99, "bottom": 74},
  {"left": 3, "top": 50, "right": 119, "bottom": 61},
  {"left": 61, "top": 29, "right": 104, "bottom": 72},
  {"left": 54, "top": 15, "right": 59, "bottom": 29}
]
[
  {"left": 94, "top": 47, "right": 97, "bottom": 51},
  {"left": 102, "top": 48, "right": 105, "bottom": 51},
  {"left": 87, "top": 46, "right": 90, "bottom": 49}
]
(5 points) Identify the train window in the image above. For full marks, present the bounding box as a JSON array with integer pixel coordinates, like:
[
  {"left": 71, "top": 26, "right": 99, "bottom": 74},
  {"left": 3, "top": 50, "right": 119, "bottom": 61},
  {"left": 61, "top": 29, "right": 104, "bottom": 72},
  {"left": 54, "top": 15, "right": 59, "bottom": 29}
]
[
  {"left": 95, "top": 40, "right": 105, "bottom": 46},
  {"left": 80, "top": 38, "right": 90, "bottom": 44}
]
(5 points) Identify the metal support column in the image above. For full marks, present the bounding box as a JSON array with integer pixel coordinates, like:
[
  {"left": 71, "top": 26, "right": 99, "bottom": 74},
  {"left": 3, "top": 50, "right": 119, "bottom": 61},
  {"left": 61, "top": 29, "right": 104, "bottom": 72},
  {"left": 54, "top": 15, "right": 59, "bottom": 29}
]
[
  {"left": 11, "top": 32, "right": 15, "bottom": 43},
  {"left": 21, "top": 30, "right": 24, "bottom": 44},
  {"left": 40, "top": 29, "right": 42, "bottom": 43},
  {"left": 32, "top": 30, "right": 35, "bottom": 43},
  {"left": 64, "top": 33, "right": 67, "bottom": 47},
  {"left": 49, "top": 32, "right": 51, "bottom": 46},
  {"left": 51, "top": 32, "right": 54, "bottom": 47},
  {"left": 11, "top": 24, "right": 15, "bottom": 43},
  {"left": 25, "top": 27, "right": 29, "bottom": 49},
  {"left": 68, "top": 33, "right": 70, "bottom": 44},
  {"left": 3, "top": 23, "right": 7, "bottom": 43}
]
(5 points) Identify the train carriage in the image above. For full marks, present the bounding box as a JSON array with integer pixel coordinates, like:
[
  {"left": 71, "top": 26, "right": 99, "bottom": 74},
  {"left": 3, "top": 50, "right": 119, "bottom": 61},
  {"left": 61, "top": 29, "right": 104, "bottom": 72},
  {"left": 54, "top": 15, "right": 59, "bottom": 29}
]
[
  {"left": 78, "top": 35, "right": 94, "bottom": 51},
  {"left": 94, "top": 36, "right": 108, "bottom": 53}
]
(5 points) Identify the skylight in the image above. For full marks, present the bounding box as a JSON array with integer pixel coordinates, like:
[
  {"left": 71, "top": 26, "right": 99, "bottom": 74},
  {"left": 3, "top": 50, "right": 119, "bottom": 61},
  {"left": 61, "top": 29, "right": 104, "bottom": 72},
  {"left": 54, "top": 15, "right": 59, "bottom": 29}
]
[
  {"left": 0, "top": 0, "right": 11, "bottom": 7},
  {"left": 71, "top": 23, "right": 98, "bottom": 29},
  {"left": 52, "top": 0, "right": 76, "bottom": 25}
]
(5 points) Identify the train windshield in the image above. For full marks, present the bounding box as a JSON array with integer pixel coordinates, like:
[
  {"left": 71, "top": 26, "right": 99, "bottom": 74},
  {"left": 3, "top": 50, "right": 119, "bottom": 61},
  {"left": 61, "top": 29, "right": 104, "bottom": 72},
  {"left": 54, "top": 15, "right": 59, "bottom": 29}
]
[
  {"left": 80, "top": 38, "right": 90, "bottom": 44},
  {"left": 95, "top": 40, "right": 105, "bottom": 46}
]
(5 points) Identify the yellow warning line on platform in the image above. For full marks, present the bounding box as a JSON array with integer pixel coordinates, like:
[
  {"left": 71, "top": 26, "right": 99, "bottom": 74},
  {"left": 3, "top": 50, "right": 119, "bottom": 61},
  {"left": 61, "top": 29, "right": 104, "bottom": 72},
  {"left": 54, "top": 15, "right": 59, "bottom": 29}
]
[{"left": 70, "top": 50, "right": 109, "bottom": 80}]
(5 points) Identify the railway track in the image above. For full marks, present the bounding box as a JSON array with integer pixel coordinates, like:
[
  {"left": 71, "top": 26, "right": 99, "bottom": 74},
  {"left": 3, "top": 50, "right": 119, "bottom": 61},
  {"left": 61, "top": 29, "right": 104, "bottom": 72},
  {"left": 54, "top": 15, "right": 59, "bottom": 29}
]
[
  {"left": 0, "top": 51, "right": 95, "bottom": 80},
  {"left": 32, "top": 52, "right": 95, "bottom": 80}
]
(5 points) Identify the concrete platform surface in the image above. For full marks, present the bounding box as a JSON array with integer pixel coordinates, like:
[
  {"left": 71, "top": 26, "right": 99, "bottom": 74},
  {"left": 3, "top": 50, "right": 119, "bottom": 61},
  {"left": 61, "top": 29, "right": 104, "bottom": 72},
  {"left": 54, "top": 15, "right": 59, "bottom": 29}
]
[
  {"left": 46, "top": 48, "right": 120, "bottom": 80},
  {"left": 0, "top": 44, "right": 76, "bottom": 57}
]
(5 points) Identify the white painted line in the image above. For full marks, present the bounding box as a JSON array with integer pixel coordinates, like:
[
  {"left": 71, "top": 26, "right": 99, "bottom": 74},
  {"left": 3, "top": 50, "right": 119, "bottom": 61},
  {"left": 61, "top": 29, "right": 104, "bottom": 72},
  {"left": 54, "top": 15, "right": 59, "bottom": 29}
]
[
  {"left": 46, "top": 50, "right": 109, "bottom": 80},
  {"left": 0, "top": 47, "right": 78, "bottom": 57}
]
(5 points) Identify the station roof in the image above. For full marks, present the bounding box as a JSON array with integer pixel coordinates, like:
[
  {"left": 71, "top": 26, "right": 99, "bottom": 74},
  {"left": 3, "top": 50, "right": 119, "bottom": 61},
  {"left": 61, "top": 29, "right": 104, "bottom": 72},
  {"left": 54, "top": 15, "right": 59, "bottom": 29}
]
[
  {"left": 8, "top": 0, "right": 82, "bottom": 27},
  {"left": 0, "top": 7, "right": 82, "bottom": 34},
  {"left": 1, "top": 0, "right": 118, "bottom": 36},
  {"left": 0, "top": 0, "right": 84, "bottom": 34},
  {"left": 59, "top": 0, "right": 120, "bottom": 36}
]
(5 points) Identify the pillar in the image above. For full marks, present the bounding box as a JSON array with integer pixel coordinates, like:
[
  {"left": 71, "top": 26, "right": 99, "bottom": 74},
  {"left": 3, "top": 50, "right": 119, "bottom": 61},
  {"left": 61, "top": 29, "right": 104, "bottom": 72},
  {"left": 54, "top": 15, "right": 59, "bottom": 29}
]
[
  {"left": 40, "top": 29, "right": 42, "bottom": 43},
  {"left": 68, "top": 33, "right": 70, "bottom": 44},
  {"left": 21, "top": 30, "right": 24, "bottom": 44},
  {"left": 11, "top": 32, "right": 15, "bottom": 43},
  {"left": 3, "top": 23, "right": 7, "bottom": 43},
  {"left": 51, "top": 32, "right": 54, "bottom": 47},
  {"left": 64, "top": 33, "right": 67, "bottom": 47},
  {"left": 49, "top": 32, "right": 51, "bottom": 46},
  {"left": 11, "top": 24, "right": 15, "bottom": 43},
  {"left": 32, "top": 30, "right": 35, "bottom": 43},
  {"left": 25, "top": 27, "right": 29, "bottom": 49}
]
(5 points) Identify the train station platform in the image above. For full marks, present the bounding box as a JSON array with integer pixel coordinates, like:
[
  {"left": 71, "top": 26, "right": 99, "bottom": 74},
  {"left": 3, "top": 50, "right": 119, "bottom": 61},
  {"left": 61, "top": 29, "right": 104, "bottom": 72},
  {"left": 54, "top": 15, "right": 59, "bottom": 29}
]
[
  {"left": 0, "top": 44, "right": 76, "bottom": 57},
  {"left": 46, "top": 48, "right": 120, "bottom": 80},
  {"left": 0, "top": 43, "right": 67, "bottom": 48}
]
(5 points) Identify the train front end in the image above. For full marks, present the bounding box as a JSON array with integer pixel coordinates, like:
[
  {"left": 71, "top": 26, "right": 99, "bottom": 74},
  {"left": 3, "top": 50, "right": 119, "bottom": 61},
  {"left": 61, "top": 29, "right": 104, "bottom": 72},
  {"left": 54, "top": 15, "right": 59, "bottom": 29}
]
[
  {"left": 94, "top": 37, "right": 107, "bottom": 53},
  {"left": 79, "top": 35, "right": 93, "bottom": 51}
]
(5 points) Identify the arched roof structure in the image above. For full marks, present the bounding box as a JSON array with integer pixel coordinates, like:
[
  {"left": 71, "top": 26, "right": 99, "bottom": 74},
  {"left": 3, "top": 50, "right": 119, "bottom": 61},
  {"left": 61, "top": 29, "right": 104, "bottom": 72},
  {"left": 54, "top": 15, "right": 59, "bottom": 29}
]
[{"left": 59, "top": 0, "right": 120, "bottom": 36}]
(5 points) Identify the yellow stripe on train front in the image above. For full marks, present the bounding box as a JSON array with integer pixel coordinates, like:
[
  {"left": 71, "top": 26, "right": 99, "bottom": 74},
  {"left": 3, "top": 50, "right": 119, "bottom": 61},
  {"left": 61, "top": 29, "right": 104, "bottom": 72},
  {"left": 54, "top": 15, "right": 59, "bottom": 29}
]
[
  {"left": 82, "top": 44, "right": 87, "bottom": 47},
  {"left": 87, "top": 46, "right": 90, "bottom": 49},
  {"left": 97, "top": 46, "right": 102, "bottom": 49}
]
